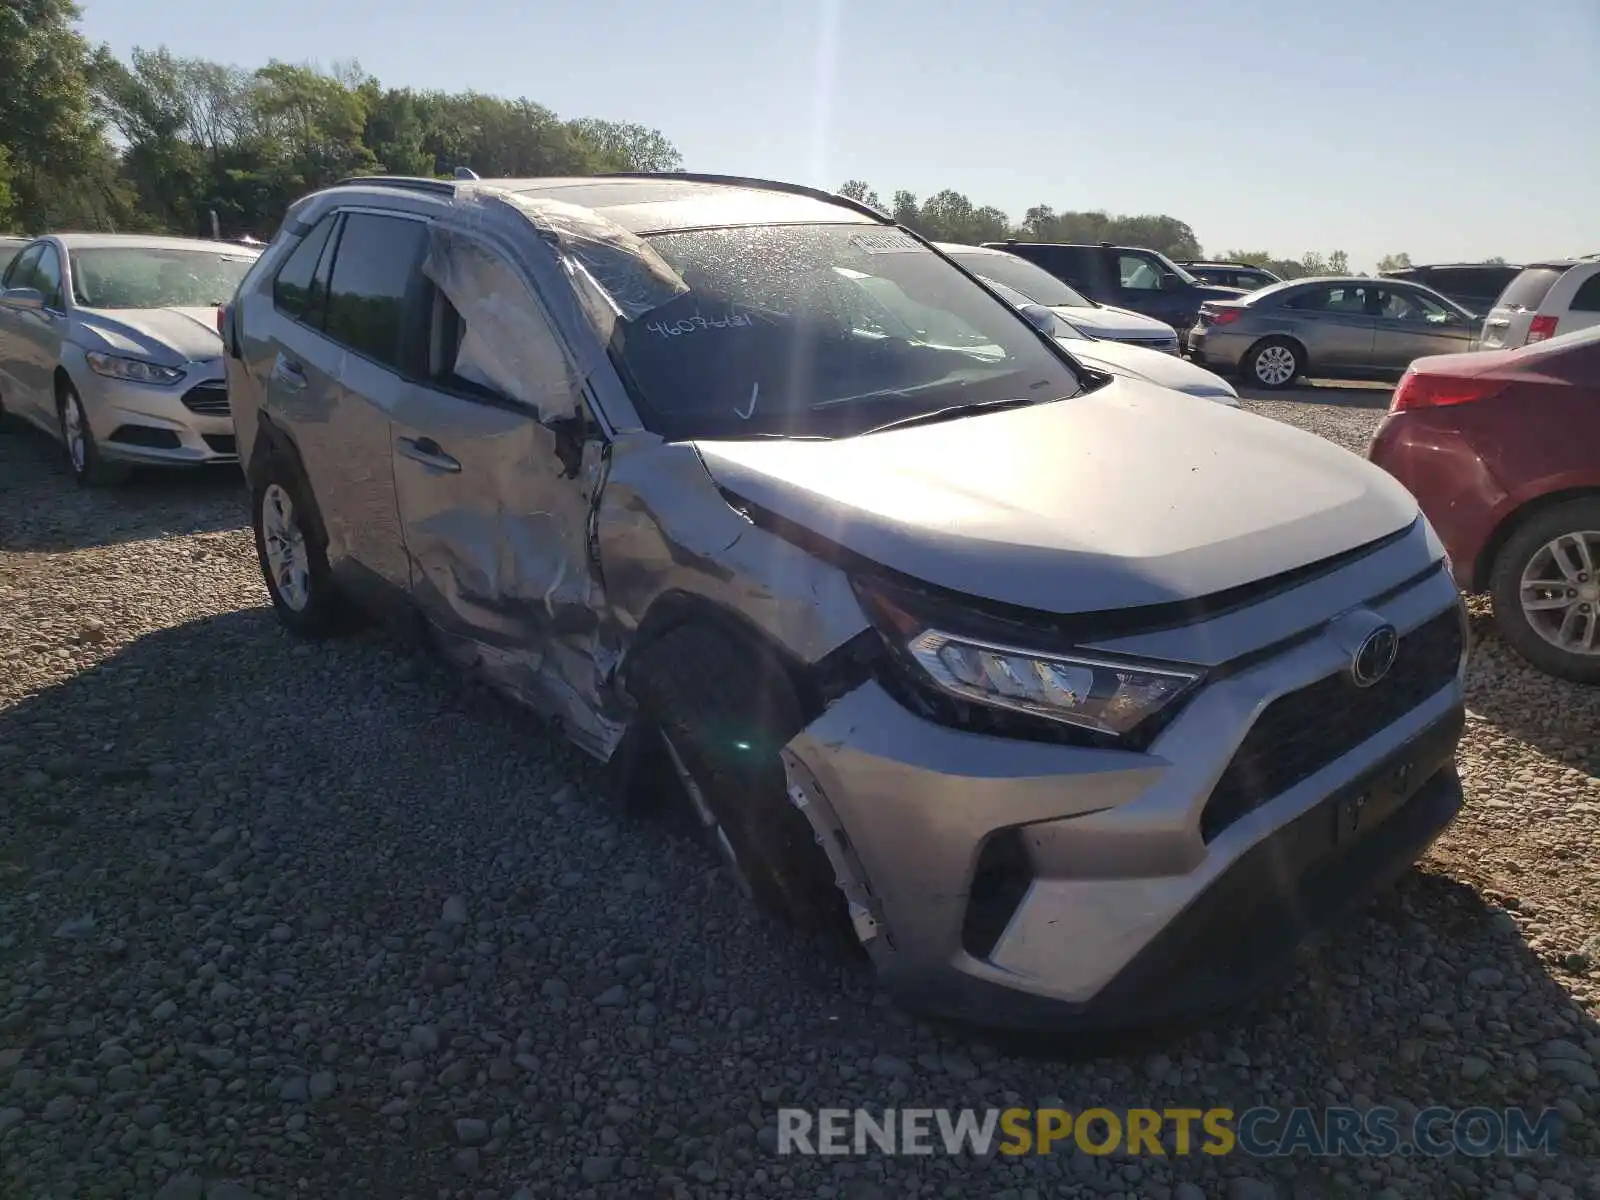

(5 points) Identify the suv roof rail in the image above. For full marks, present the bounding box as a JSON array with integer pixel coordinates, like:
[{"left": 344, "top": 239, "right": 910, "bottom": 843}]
[
  {"left": 329, "top": 174, "right": 457, "bottom": 196},
  {"left": 587, "top": 171, "right": 892, "bottom": 223}
]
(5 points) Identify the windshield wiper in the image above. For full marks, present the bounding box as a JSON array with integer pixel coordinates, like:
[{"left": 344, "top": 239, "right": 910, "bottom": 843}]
[{"left": 860, "top": 396, "right": 1040, "bottom": 436}]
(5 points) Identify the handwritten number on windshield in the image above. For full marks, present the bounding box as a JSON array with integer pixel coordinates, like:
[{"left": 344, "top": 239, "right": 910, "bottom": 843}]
[{"left": 647, "top": 311, "right": 755, "bottom": 338}]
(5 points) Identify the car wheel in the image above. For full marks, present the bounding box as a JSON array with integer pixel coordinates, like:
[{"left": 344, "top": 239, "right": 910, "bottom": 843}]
[
  {"left": 1488, "top": 498, "right": 1600, "bottom": 684},
  {"left": 57, "top": 382, "right": 128, "bottom": 486},
  {"left": 1244, "top": 338, "right": 1303, "bottom": 390},
  {"left": 251, "top": 463, "right": 354, "bottom": 638},
  {"left": 626, "top": 623, "right": 848, "bottom": 937}
]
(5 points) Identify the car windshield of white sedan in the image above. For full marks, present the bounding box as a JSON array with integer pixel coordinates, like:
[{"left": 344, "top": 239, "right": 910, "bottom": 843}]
[
  {"left": 947, "top": 250, "right": 1095, "bottom": 309},
  {"left": 613, "top": 224, "right": 1081, "bottom": 440},
  {"left": 69, "top": 248, "right": 258, "bottom": 310}
]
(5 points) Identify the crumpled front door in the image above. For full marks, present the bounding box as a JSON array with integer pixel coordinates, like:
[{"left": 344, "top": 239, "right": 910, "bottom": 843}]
[{"left": 391, "top": 380, "right": 620, "bottom": 757}]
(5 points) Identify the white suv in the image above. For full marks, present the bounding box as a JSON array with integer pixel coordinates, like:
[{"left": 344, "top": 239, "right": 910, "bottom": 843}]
[{"left": 1478, "top": 256, "right": 1600, "bottom": 349}]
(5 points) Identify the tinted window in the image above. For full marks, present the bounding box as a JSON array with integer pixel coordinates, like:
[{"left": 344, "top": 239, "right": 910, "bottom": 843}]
[
  {"left": 609, "top": 223, "right": 1082, "bottom": 441},
  {"left": 273, "top": 214, "right": 338, "bottom": 321},
  {"left": 1118, "top": 253, "right": 1163, "bottom": 290},
  {"left": 1498, "top": 267, "right": 1565, "bottom": 312},
  {"left": 1285, "top": 285, "right": 1375, "bottom": 314},
  {"left": 322, "top": 213, "right": 427, "bottom": 369},
  {"left": 1376, "top": 288, "right": 1449, "bottom": 322},
  {"left": 944, "top": 249, "right": 1095, "bottom": 308},
  {"left": 1568, "top": 270, "right": 1600, "bottom": 313},
  {"left": 4, "top": 244, "right": 42, "bottom": 291}
]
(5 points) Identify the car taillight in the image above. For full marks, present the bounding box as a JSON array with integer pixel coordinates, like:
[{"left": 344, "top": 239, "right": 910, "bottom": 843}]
[
  {"left": 1210, "top": 309, "right": 1241, "bottom": 326},
  {"left": 1390, "top": 370, "right": 1504, "bottom": 413},
  {"left": 1526, "top": 315, "right": 1559, "bottom": 343},
  {"left": 216, "top": 305, "right": 227, "bottom": 334}
]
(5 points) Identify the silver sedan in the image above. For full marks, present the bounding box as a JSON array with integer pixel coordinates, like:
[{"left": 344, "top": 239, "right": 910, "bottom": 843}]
[
  {"left": 0, "top": 233, "right": 260, "bottom": 484},
  {"left": 1186, "top": 276, "right": 1479, "bottom": 390}
]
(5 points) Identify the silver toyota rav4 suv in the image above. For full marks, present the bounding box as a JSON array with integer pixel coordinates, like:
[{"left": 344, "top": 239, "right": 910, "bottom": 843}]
[{"left": 224, "top": 172, "right": 1468, "bottom": 1031}]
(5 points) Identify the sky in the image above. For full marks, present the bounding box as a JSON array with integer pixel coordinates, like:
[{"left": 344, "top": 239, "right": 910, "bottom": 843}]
[{"left": 81, "top": 0, "right": 1598, "bottom": 271}]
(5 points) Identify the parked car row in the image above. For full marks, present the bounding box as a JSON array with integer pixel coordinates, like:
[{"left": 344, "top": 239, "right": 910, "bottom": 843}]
[{"left": 0, "top": 172, "right": 1486, "bottom": 1031}]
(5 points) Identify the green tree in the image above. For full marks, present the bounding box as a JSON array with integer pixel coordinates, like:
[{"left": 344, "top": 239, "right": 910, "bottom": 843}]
[
  {"left": 567, "top": 117, "right": 682, "bottom": 172},
  {"left": 837, "top": 179, "right": 884, "bottom": 212},
  {"left": 0, "top": 146, "right": 15, "bottom": 229},
  {"left": 1377, "top": 252, "right": 1413, "bottom": 273},
  {"left": 0, "top": 0, "right": 121, "bottom": 229}
]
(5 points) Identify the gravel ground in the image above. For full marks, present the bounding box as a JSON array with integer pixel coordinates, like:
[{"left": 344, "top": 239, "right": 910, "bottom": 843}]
[{"left": 2, "top": 390, "right": 1598, "bottom": 1200}]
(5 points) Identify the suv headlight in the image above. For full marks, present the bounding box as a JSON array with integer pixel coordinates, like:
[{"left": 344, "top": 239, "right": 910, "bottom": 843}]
[
  {"left": 85, "top": 351, "right": 185, "bottom": 385},
  {"left": 853, "top": 578, "right": 1203, "bottom": 739}
]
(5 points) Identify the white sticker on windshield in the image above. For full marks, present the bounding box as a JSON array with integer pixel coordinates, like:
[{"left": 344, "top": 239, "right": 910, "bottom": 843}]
[
  {"left": 847, "top": 230, "right": 920, "bottom": 254},
  {"left": 646, "top": 311, "right": 756, "bottom": 338}
]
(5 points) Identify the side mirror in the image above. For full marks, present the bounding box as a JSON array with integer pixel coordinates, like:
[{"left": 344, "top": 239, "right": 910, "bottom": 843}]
[
  {"left": 1159, "top": 273, "right": 1183, "bottom": 293},
  {"left": 1, "top": 287, "right": 45, "bottom": 311},
  {"left": 1018, "top": 303, "right": 1057, "bottom": 335}
]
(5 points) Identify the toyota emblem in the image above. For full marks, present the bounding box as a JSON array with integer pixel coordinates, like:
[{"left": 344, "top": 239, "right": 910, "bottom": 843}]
[{"left": 1350, "top": 624, "right": 1400, "bottom": 688}]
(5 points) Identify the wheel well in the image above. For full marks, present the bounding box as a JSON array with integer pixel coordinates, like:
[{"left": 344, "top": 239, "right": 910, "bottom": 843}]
[
  {"left": 1472, "top": 487, "right": 1600, "bottom": 593},
  {"left": 53, "top": 366, "right": 73, "bottom": 404},
  {"left": 623, "top": 593, "right": 808, "bottom": 699}
]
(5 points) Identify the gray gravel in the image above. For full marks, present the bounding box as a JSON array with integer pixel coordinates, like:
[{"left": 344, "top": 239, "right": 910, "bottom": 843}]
[{"left": 3, "top": 395, "right": 1598, "bottom": 1200}]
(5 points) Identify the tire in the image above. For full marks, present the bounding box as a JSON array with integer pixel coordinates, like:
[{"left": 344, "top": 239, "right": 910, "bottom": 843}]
[
  {"left": 1242, "top": 337, "right": 1303, "bottom": 390},
  {"left": 251, "top": 459, "right": 354, "bottom": 638},
  {"left": 626, "top": 623, "right": 846, "bottom": 935},
  {"left": 57, "top": 381, "right": 129, "bottom": 486},
  {"left": 1487, "top": 498, "right": 1600, "bottom": 685}
]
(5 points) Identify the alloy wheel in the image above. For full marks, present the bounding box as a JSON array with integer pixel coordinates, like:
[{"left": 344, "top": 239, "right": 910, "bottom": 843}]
[
  {"left": 61, "top": 395, "right": 87, "bottom": 475},
  {"left": 1254, "top": 345, "right": 1297, "bottom": 386},
  {"left": 1519, "top": 530, "right": 1600, "bottom": 656},
  {"left": 658, "top": 731, "right": 754, "bottom": 898},
  {"left": 261, "top": 483, "right": 312, "bottom": 613}
]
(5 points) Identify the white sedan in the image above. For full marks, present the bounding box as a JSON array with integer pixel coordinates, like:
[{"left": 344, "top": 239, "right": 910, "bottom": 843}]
[
  {"left": 939, "top": 242, "right": 1183, "bottom": 355},
  {"left": 0, "top": 233, "right": 260, "bottom": 485},
  {"left": 979, "top": 277, "right": 1240, "bottom": 405}
]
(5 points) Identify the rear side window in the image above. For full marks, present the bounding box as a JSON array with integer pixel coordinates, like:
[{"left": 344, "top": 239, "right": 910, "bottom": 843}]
[
  {"left": 1497, "top": 267, "right": 1565, "bottom": 312},
  {"left": 321, "top": 213, "right": 428, "bottom": 370},
  {"left": 273, "top": 214, "right": 338, "bottom": 322},
  {"left": 1567, "top": 269, "right": 1600, "bottom": 313}
]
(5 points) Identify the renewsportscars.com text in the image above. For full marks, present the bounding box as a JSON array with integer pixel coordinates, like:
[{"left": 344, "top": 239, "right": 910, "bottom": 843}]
[{"left": 776, "top": 1106, "right": 1563, "bottom": 1159}]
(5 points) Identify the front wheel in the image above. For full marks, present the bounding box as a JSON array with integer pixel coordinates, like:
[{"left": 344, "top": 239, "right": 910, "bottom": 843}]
[
  {"left": 626, "top": 624, "right": 847, "bottom": 936},
  {"left": 1243, "top": 338, "right": 1303, "bottom": 390},
  {"left": 1488, "top": 498, "right": 1600, "bottom": 684},
  {"left": 57, "top": 382, "right": 128, "bottom": 486}
]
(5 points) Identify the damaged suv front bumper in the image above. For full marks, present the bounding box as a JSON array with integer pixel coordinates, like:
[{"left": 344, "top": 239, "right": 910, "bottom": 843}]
[{"left": 778, "top": 555, "right": 1468, "bottom": 1032}]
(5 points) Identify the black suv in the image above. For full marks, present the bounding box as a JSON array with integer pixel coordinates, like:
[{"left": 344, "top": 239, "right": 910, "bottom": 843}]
[
  {"left": 1177, "top": 261, "right": 1282, "bottom": 291},
  {"left": 982, "top": 241, "right": 1247, "bottom": 334},
  {"left": 1377, "top": 262, "right": 1522, "bottom": 319}
]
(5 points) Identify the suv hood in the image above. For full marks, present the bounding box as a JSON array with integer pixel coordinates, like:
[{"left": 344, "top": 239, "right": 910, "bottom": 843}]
[
  {"left": 1052, "top": 304, "right": 1176, "bottom": 342},
  {"left": 694, "top": 377, "right": 1418, "bottom": 615},
  {"left": 73, "top": 307, "right": 223, "bottom": 365}
]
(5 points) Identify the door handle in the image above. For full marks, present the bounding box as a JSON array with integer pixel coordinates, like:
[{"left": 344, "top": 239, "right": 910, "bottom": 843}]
[
  {"left": 397, "top": 435, "right": 462, "bottom": 473},
  {"left": 271, "top": 354, "right": 307, "bottom": 392}
]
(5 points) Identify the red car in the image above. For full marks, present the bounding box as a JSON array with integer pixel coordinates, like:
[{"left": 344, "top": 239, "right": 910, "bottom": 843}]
[{"left": 1367, "top": 325, "right": 1600, "bottom": 684}]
